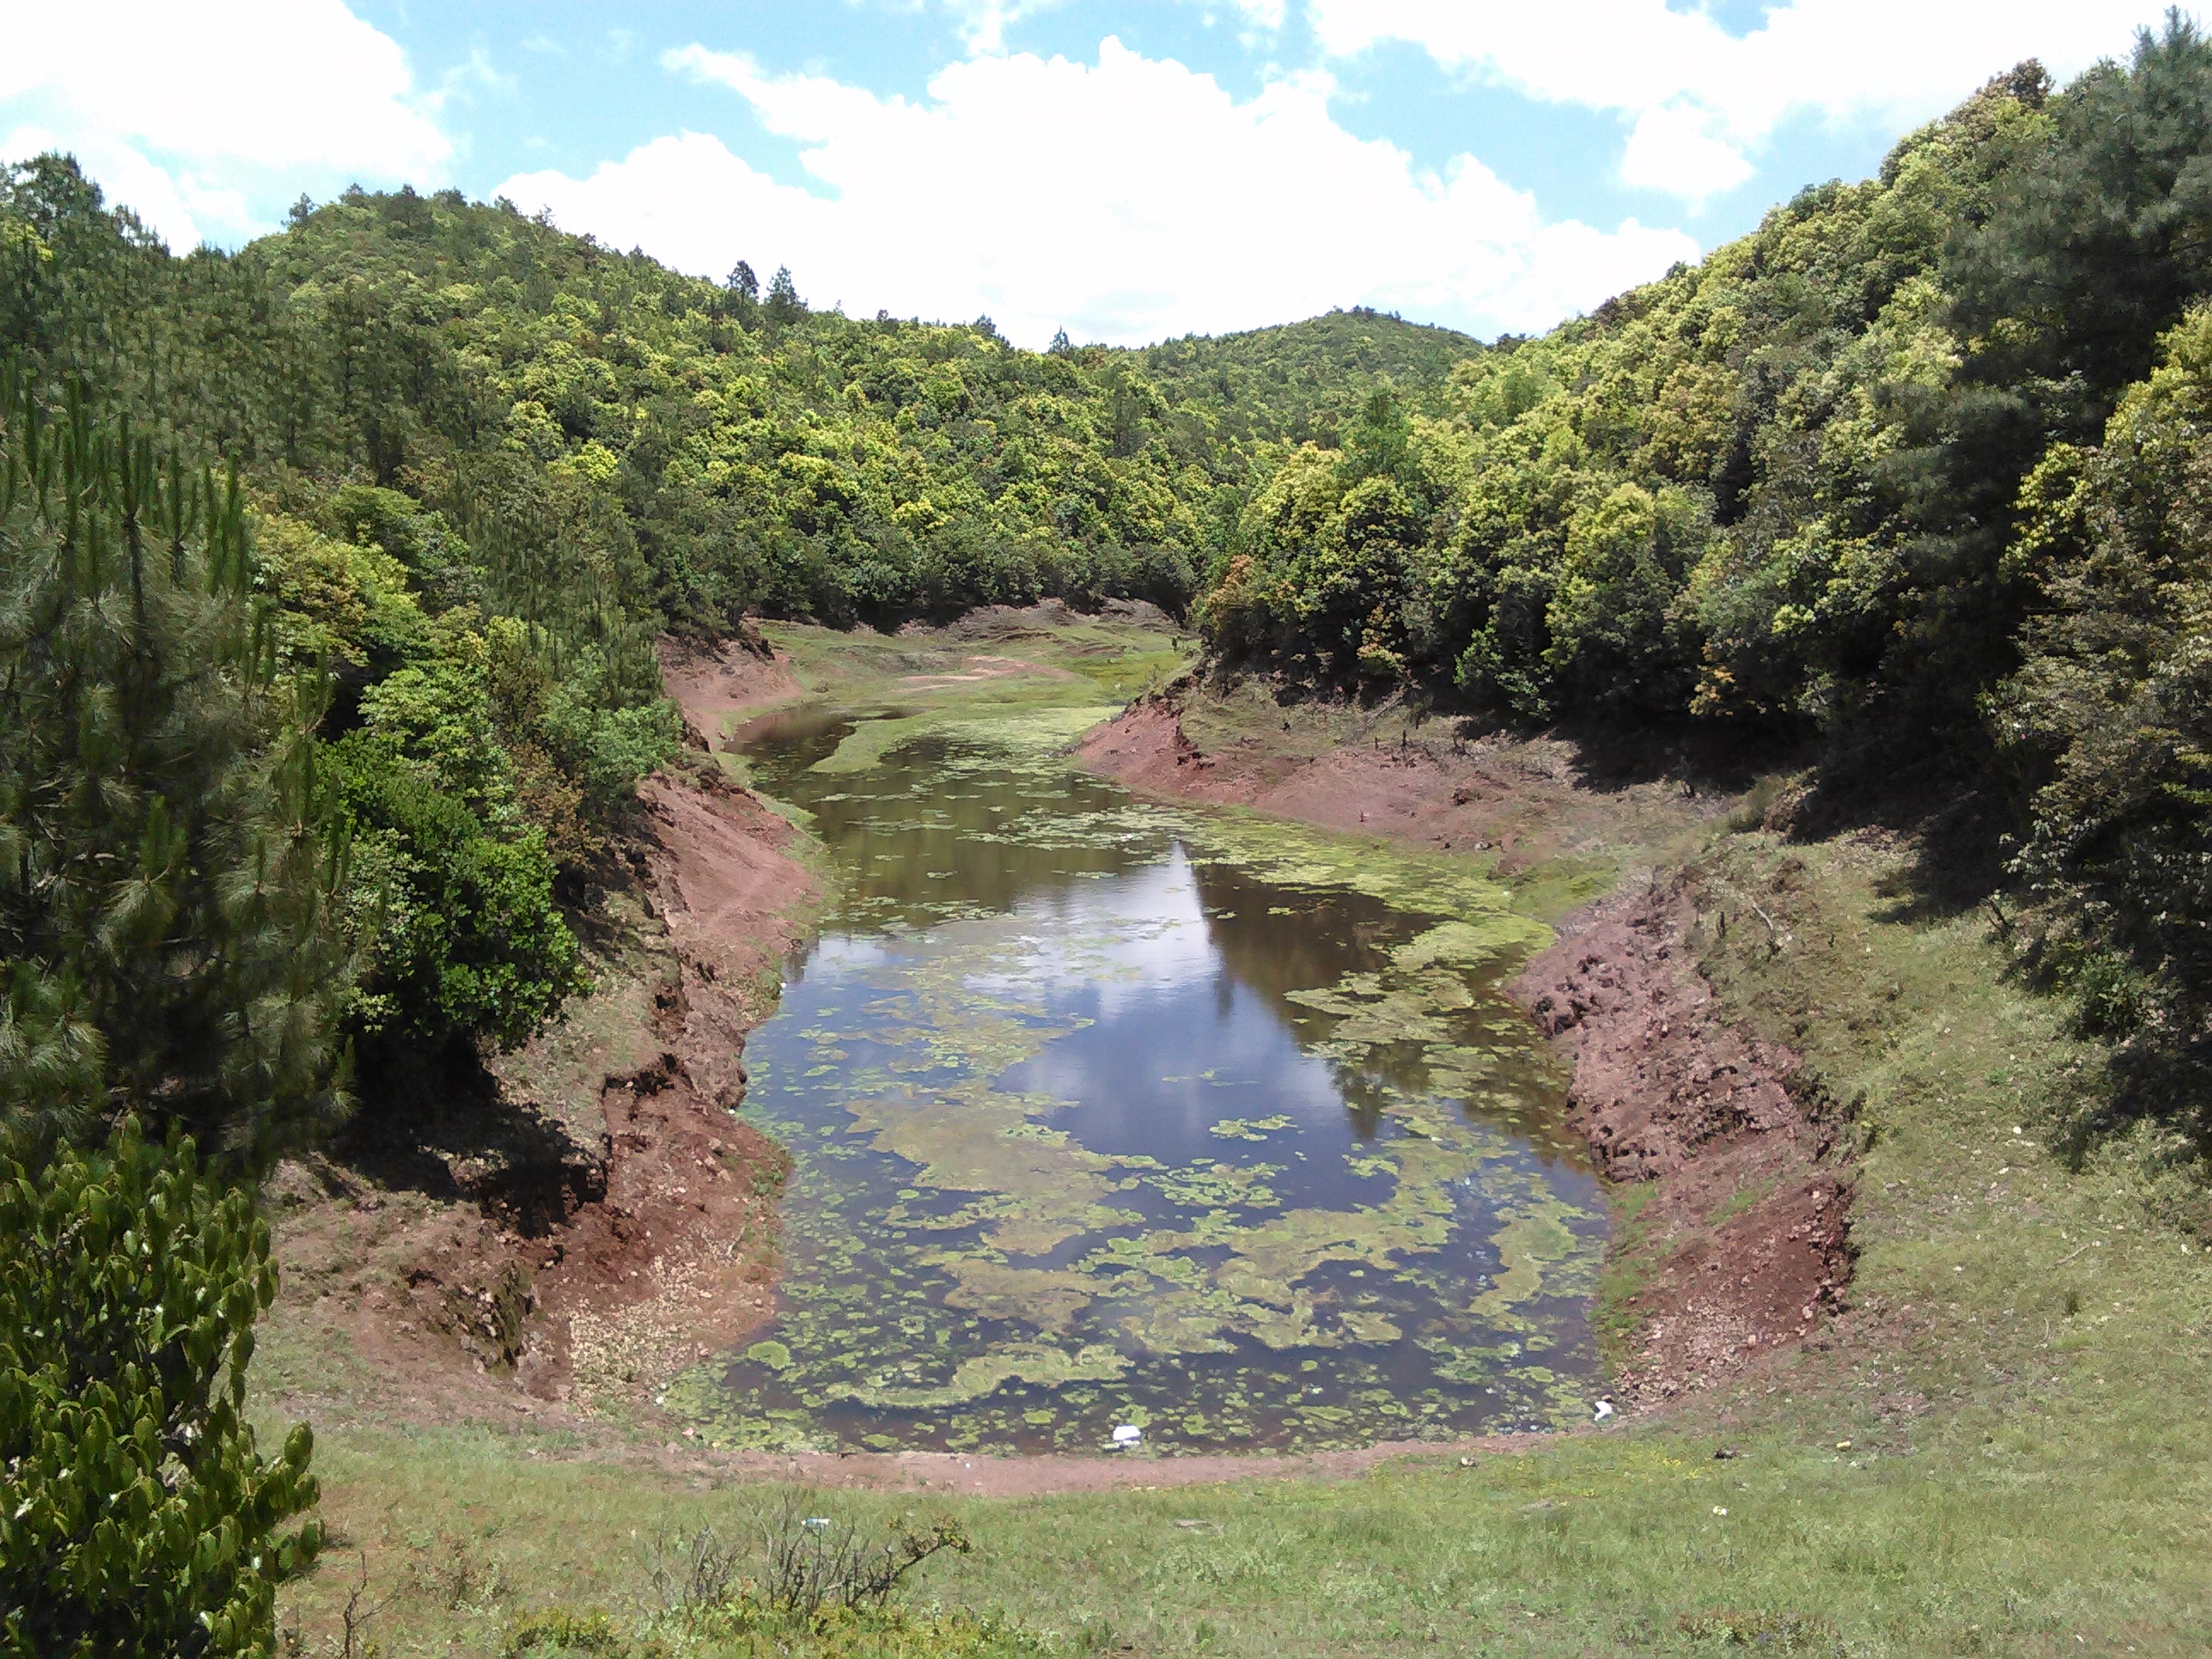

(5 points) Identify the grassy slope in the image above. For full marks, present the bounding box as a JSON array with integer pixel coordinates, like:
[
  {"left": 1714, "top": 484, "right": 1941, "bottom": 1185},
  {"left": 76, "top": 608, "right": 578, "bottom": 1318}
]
[{"left": 269, "top": 655, "right": 2212, "bottom": 1656}]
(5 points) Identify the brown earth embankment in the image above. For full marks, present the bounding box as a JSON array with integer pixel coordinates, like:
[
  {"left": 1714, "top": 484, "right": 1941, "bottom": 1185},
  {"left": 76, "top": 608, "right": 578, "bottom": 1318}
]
[
  {"left": 269, "top": 636, "right": 816, "bottom": 1423},
  {"left": 274, "top": 632, "right": 1850, "bottom": 1465},
  {"left": 516, "top": 760, "right": 816, "bottom": 1408},
  {"left": 1077, "top": 686, "right": 1855, "bottom": 1412}
]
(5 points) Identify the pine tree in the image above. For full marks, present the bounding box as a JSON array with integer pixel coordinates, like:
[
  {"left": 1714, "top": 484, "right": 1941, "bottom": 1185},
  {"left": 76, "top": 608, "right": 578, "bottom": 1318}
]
[
  {"left": 0, "top": 365, "right": 356, "bottom": 1164},
  {"left": 765, "top": 265, "right": 803, "bottom": 329}
]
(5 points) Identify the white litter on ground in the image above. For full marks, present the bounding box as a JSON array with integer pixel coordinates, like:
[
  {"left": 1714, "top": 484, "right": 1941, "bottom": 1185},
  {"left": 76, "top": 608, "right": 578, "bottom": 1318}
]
[{"left": 1111, "top": 1424, "right": 1143, "bottom": 1447}]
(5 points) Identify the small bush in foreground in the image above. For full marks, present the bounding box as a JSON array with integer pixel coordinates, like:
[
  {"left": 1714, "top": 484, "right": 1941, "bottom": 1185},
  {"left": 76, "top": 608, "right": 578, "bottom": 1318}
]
[
  {"left": 652, "top": 1495, "right": 971, "bottom": 1621},
  {"left": 540, "top": 1496, "right": 1045, "bottom": 1657},
  {"left": 1676, "top": 1606, "right": 1842, "bottom": 1652},
  {"left": 0, "top": 1117, "right": 322, "bottom": 1655},
  {"left": 506, "top": 1599, "right": 1043, "bottom": 1659},
  {"left": 504, "top": 1606, "right": 658, "bottom": 1656}
]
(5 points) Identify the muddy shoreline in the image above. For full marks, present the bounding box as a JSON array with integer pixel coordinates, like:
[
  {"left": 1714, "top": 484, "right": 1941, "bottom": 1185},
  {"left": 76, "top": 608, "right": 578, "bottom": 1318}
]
[
  {"left": 515, "top": 636, "right": 822, "bottom": 1404},
  {"left": 267, "top": 637, "right": 814, "bottom": 1426},
  {"left": 271, "top": 631, "right": 1853, "bottom": 1483}
]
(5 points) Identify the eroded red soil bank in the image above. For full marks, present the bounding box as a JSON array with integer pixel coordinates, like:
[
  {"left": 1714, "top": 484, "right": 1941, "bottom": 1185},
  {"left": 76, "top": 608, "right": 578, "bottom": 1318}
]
[
  {"left": 1078, "top": 687, "right": 1857, "bottom": 1412},
  {"left": 271, "top": 636, "right": 814, "bottom": 1422}
]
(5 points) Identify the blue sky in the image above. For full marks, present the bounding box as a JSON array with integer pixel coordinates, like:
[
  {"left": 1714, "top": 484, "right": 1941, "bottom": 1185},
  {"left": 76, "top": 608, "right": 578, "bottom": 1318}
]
[{"left": 1, "top": 1, "right": 2182, "bottom": 347}]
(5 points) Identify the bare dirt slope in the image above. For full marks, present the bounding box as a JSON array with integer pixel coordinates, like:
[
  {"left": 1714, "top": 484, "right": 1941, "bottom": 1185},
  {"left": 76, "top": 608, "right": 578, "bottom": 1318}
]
[
  {"left": 267, "top": 638, "right": 818, "bottom": 1429},
  {"left": 1079, "top": 694, "right": 1705, "bottom": 886},
  {"left": 519, "top": 761, "right": 816, "bottom": 1410},
  {"left": 1512, "top": 881, "right": 1854, "bottom": 1408},
  {"left": 656, "top": 626, "right": 802, "bottom": 748},
  {"left": 1079, "top": 681, "right": 1854, "bottom": 1412}
]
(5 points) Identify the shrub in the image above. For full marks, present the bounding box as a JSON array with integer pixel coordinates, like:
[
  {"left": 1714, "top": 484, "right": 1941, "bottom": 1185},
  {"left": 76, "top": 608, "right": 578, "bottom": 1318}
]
[
  {"left": 331, "top": 732, "right": 585, "bottom": 1054},
  {"left": 0, "top": 1117, "right": 322, "bottom": 1655},
  {"left": 652, "top": 1495, "right": 972, "bottom": 1622}
]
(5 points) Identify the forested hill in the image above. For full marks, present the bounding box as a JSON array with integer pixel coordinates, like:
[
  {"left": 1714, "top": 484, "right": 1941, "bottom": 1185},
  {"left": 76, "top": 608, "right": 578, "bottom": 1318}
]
[
  {"left": 3, "top": 164, "right": 1473, "bottom": 638},
  {"left": 0, "top": 147, "right": 1470, "bottom": 1157},
  {"left": 6, "top": 20, "right": 2212, "bottom": 1173},
  {"left": 1200, "top": 26, "right": 2212, "bottom": 1158},
  {"left": 1138, "top": 309, "right": 1483, "bottom": 455}
]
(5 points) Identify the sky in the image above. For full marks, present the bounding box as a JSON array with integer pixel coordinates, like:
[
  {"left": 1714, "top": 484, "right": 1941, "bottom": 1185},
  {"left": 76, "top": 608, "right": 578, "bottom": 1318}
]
[{"left": 0, "top": 1, "right": 2186, "bottom": 348}]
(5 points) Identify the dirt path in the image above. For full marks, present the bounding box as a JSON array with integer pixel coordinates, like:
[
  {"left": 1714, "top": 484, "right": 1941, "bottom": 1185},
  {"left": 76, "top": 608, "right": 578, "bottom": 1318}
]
[
  {"left": 1077, "top": 684, "right": 1857, "bottom": 1413},
  {"left": 568, "top": 1427, "right": 1563, "bottom": 1498}
]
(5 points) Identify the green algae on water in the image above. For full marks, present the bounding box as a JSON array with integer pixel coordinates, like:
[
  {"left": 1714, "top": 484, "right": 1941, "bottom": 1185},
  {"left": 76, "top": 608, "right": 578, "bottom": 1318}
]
[{"left": 675, "top": 677, "right": 1609, "bottom": 1454}]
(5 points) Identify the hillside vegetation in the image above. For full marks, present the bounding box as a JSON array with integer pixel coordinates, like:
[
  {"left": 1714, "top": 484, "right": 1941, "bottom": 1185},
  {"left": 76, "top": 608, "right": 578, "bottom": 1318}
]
[
  {"left": 0, "top": 146, "right": 1493, "bottom": 1649},
  {"left": 3, "top": 160, "right": 1484, "bottom": 643},
  {"left": 4, "top": 18, "right": 2212, "bottom": 1656},
  {"left": 0, "top": 145, "right": 1486, "bottom": 1133},
  {"left": 1201, "top": 27, "right": 2212, "bottom": 1187}
]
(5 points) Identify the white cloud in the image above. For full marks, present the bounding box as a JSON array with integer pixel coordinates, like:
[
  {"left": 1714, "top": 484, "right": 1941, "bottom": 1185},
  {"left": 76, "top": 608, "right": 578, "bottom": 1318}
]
[
  {"left": 1309, "top": 0, "right": 2171, "bottom": 202},
  {"left": 945, "top": 0, "right": 1281, "bottom": 51},
  {"left": 495, "top": 38, "right": 1695, "bottom": 348},
  {"left": 1223, "top": 0, "right": 1287, "bottom": 30},
  {"left": 429, "top": 48, "right": 519, "bottom": 108},
  {"left": 0, "top": 0, "right": 450, "bottom": 247},
  {"left": 940, "top": 0, "right": 1067, "bottom": 55},
  {"left": 1621, "top": 104, "right": 1755, "bottom": 203}
]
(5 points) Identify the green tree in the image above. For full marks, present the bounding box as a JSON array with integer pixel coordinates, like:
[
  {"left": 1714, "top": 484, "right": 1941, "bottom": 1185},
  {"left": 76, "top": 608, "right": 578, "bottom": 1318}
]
[
  {"left": 765, "top": 265, "right": 804, "bottom": 329},
  {"left": 1994, "top": 306, "right": 2212, "bottom": 1150},
  {"left": 331, "top": 729, "right": 584, "bottom": 1057},
  {"left": 1952, "top": 15, "right": 2212, "bottom": 414},
  {"left": 1540, "top": 482, "right": 1706, "bottom": 717},
  {"left": 0, "top": 374, "right": 354, "bottom": 1162},
  {"left": 0, "top": 1115, "right": 322, "bottom": 1656},
  {"left": 725, "top": 259, "right": 760, "bottom": 329}
]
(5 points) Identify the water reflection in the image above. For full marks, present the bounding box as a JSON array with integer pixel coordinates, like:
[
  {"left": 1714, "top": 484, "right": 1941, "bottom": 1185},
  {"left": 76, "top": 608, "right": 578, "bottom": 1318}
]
[
  {"left": 667, "top": 709, "right": 1608, "bottom": 1454},
  {"left": 744, "top": 711, "right": 1165, "bottom": 923}
]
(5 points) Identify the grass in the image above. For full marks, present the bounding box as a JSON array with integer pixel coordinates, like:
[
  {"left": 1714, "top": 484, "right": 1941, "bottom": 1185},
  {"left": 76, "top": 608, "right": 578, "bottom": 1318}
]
[
  {"left": 765, "top": 615, "right": 1191, "bottom": 714},
  {"left": 263, "top": 652, "right": 2212, "bottom": 1654},
  {"left": 284, "top": 1358, "right": 2209, "bottom": 1654},
  {"left": 1703, "top": 1177, "right": 1778, "bottom": 1233},
  {"left": 1590, "top": 1179, "right": 1662, "bottom": 1367}
]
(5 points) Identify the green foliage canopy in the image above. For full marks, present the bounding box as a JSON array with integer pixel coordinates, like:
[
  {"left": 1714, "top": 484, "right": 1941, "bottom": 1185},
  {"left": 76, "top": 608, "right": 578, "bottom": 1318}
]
[
  {"left": 1994, "top": 304, "right": 2212, "bottom": 1146},
  {"left": 1192, "top": 21, "right": 2212, "bottom": 1155},
  {"left": 0, "top": 1116, "right": 321, "bottom": 1656},
  {"left": 0, "top": 158, "right": 1482, "bottom": 1081},
  {"left": 0, "top": 375, "right": 352, "bottom": 1161}
]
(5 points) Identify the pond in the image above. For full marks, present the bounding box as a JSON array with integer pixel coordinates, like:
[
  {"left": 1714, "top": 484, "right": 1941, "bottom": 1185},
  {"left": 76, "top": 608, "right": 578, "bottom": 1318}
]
[{"left": 660, "top": 699, "right": 1609, "bottom": 1454}]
